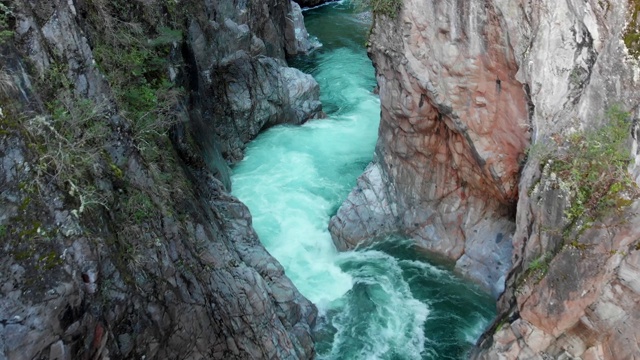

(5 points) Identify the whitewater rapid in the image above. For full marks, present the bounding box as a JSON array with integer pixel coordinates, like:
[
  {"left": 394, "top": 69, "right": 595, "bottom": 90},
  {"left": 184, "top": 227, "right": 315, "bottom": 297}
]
[{"left": 232, "top": 3, "right": 495, "bottom": 359}]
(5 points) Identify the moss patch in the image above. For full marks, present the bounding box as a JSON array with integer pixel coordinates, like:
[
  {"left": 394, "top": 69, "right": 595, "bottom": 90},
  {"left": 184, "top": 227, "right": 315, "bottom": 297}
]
[
  {"left": 624, "top": 0, "right": 640, "bottom": 58},
  {"left": 549, "top": 105, "right": 637, "bottom": 233},
  {"left": 351, "top": 0, "right": 402, "bottom": 18},
  {"left": 0, "top": 2, "right": 14, "bottom": 43}
]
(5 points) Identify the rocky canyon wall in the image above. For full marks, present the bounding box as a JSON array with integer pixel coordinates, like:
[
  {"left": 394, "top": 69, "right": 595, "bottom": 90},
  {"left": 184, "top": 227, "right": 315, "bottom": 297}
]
[
  {"left": 330, "top": 0, "right": 531, "bottom": 297},
  {"left": 475, "top": 0, "right": 640, "bottom": 358},
  {"left": 0, "top": 0, "right": 320, "bottom": 358},
  {"left": 331, "top": 0, "right": 640, "bottom": 357}
]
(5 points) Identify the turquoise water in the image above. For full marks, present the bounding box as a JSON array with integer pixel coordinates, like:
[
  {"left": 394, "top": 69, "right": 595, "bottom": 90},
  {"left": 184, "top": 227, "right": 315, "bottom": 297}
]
[{"left": 231, "top": 3, "right": 495, "bottom": 359}]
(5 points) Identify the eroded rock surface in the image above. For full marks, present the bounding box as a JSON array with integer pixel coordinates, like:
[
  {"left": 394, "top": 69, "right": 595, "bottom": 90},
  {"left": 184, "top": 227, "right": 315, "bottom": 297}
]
[
  {"left": 473, "top": 0, "right": 640, "bottom": 358},
  {"left": 185, "top": 0, "right": 323, "bottom": 175},
  {"left": 331, "top": 0, "right": 640, "bottom": 357},
  {"left": 330, "top": 0, "right": 530, "bottom": 296},
  {"left": 0, "top": 0, "right": 319, "bottom": 358}
]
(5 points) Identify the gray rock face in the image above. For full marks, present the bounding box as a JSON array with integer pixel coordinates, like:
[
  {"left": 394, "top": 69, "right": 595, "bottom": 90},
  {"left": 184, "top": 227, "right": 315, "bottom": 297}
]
[
  {"left": 184, "top": 0, "right": 323, "bottom": 180},
  {"left": 192, "top": 43, "right": 322, "bottom": 165},
  {"left": 329, "top": 162, "right": 397, "bottom": 251},
  {"left": 329, "top": 162, "right": 398, "bottom": 250},
  {"left": 0, "top": 0, "right": 319, "bottom": 358},
  {"left": 287, "top": 1, "right": 320, "bottom": 54}
]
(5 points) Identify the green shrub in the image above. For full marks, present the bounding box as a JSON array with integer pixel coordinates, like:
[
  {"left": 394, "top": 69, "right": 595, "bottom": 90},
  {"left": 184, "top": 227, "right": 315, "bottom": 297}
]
[
  {"left": 149, "top": 27, "right": 183, "bottom": 47},
  {"left": 0, "top": 3, "right": 14, "bottom": 43},
  {"left": 517, "top": 252, "right": 551, "bottom": 287},
  {"left": 92, "top": 26, "right": 183, "bottom": 149},
  {"left": 624, "top": 0, "right": 640, "bottom": 58},
  {"left": 527, "top": 253, "right": 552, "bottom": 282},
  {"left": 519, "top": 107, "right": 637, "bottom": 288},
  {"left": 123, "top": 189, "right": 156, "bottom": 223},
  {"left": 549, "top": 106, "right": 638, "bottom": 228},
  {"left": 22, "top": 95, "right": 110, "bottom": 214},
  {"left": 351, "top": 0, "right": 402, "bottom": 18}
]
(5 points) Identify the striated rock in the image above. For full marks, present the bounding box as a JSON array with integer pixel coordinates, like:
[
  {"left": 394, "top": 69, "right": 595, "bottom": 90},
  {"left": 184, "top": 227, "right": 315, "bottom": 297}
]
[
  {"left": 330, "top": 0, "right": 530, "bottom": 296},
  {"left": 330, "top": 163, "right": 397, "bottom": 250},
  {"left": 0, "top": 0, "right": 318, "bottom": 358},
  {"left": 286, "top": 1, "right": 321, "bottom": 54},
  {"left": 474, "top": 207, "right": 640, "bottom": 359},
  {"left": 472, "top": 0, "right": 640, "bottom": 358}
]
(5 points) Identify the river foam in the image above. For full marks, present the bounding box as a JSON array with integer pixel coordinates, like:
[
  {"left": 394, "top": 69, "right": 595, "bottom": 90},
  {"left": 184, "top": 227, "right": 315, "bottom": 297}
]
[{"left": 232, "top": 3, "right": 495, "bottom": 359}]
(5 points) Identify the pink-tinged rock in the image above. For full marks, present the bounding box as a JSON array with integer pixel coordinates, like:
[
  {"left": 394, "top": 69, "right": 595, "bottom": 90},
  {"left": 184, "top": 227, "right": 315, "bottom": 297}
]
[
  {"left": 330, "top": 0, "right": 529, "bottom": 297},
  {"left": 618, "top": 250, "right": 640, "bottom": 294},
  {"left": 493, "top": 326, "right": 517, "bottom": 346},
  {"left": 332, "top": 0, "right": 640, "bottom": 356},
  {"left": 582, "top": 345, "right": 605, "bottom": 360}
]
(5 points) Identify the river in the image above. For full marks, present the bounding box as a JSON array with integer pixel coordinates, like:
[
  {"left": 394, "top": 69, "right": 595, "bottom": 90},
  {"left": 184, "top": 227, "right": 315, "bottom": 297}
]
[{"left": 231, "top": 2, "right": 495, "bottom": 359}]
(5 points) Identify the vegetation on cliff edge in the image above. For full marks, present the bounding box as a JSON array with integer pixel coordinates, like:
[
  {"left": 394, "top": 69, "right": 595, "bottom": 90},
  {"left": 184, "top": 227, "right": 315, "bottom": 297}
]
[
  {"left": 549, "top": 106, "right": 637, "bottom": 233},
  {"left": 522, "top": 106, "right": 638, "bottom": 286},
  {"left": 624, "top": 0, "right": 640, "bottom": 58},
  {"left": 351, "top": 0, "right": 402, "bottom": 18},
  {"left": 0, "top": 0, "right": 195, "bottom": 290}
]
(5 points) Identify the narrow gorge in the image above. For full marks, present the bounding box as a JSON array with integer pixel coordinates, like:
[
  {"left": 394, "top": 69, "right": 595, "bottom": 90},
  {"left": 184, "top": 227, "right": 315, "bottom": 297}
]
[
  {"left": 1, "top": 0, "right": 640, "bottom": 360},
  {"left": 232, "top": 4, "right": 495, "bottom": 358}
]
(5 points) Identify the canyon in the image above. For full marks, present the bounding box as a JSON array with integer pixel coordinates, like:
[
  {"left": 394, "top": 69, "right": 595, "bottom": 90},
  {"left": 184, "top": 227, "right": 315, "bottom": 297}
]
[{"left": 1, "top": 0, "right": 640, "bottom": 359}]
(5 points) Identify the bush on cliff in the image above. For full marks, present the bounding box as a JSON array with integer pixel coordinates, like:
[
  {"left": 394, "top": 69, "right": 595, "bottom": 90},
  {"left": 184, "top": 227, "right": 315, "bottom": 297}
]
[
  {"left": 551, "top": 106, "right": 638, "bottom": 230},
  {"left": 526, "top": 105, "right": 640, "bottom": 243},
  {"left": 351, "top": 0, "right": 402, "bottom": 17},
  {"left": 624, "top": 0, "right": 640, "bottom": 58},
  {"left": 520, "top": 106, "right": 637, "bottom": 287},
  {"left": 0, "top": 3, "right": 13, "bottom": 43}
]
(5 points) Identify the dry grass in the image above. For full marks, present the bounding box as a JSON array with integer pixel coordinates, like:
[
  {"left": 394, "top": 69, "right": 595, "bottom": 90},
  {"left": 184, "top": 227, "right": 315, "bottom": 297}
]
[
  {"left": 22, "top": 95, "right": 111, "bottom": 214},
  {"left": 0, "top": 68, "right": 16, "bottom": 96}
]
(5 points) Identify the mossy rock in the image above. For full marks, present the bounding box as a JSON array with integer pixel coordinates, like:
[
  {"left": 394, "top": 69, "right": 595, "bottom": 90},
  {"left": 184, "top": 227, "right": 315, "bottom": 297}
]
[{"left": 624, "top": 0, "right": 640, "bottom": 58}]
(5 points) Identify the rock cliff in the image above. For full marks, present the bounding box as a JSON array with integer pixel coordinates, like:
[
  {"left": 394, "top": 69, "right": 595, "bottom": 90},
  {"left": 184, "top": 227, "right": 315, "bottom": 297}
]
[
  {"left": 331, "top": 0, "right": 640, "bottom": 357},
  {"left": 0, "top": 0, "right": 320, "bottom": 358},
  {"left": 330, "top": 0, "right": 531, "bottom": 297},
  {"left": 475, "top": 1, "right": 640, "bottom": 358}
]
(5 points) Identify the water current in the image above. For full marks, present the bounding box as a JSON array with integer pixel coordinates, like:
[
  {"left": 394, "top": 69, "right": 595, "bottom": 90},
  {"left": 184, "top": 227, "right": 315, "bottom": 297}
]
[{"left": 231, "top": 2, "right": 496, "bottom": 359}]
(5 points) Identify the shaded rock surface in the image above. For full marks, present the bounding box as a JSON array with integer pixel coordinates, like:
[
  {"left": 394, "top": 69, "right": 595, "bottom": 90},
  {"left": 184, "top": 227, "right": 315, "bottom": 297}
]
[
  {"left": 332, "top": 0, "right": 640, "bottom": 357},
  {"left": 287, "top": 1, "right": 321, "bottom": 54},
  {"left": 185, "top": 0, "right": 323, "bottom": 179},
  {"left": 0, "top": 0, "right": 319, "bottom": 358}
]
